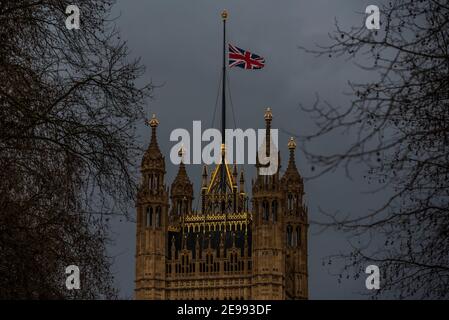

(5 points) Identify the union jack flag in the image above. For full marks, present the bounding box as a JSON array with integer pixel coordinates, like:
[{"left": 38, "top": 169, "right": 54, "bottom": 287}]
[{"left": 228, "top": 44, "right": 265, "bottom": 70}]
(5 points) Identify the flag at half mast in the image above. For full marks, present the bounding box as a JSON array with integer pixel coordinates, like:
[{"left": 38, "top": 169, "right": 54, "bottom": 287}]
[{"left": 228, "top": 44, "right": 265, "bottom": 69}]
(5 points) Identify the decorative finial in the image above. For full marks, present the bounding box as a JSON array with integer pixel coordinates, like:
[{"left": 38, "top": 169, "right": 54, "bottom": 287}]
[
  {"left": 239, "top": 170, "right": 245, "bottom": 183},
  {"left": 148, "top": 113, "right": 159, "bottom": 128},
  {"left": 202, "top": 165, "right": 208, "bottom": 188},
  {"left": 221, "top": 10, "right": 228, "bottom": 21},
  {"left": 288, "top": 137, "right": 297, "bottom": 150},
  {"left": 264, "top": 107, "right": 273, "bottom": 121},
  {"left": 178, "top": 146, "right": 185, "bottom": 161},
  {"left": 221, "top": 143, "right": 226, "bottom": 155}
]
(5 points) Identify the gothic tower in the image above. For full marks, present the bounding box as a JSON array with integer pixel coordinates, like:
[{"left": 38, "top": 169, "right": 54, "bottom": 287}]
[
  {"left": 135, "top": 114, "right": 169, "bottom": 299},
  {"left": 251, "top": 108, "right": 285, "bottom": 300},
  {"left": 168, "top": 148, "right": 194, "bottom": 284},
  {"left": 282, "top": 137, "right": 309, "bottom": 299},
  {"left": 134, "top": 109, "right": 309, "bottom": 300},
  {"left": 169, "top": 149, "right": 194, "bottom": 225}
]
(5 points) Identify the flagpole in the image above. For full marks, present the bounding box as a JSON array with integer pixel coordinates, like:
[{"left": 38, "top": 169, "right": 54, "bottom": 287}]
[{"left": 221, "top": 10, "right": 228, "bottom": 193}]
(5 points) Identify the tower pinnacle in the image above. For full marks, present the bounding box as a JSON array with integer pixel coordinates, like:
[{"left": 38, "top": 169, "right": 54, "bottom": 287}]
[
  {"left": 148, "top": 113, "right": 159, "bottom": 127},
  {"left": 264, "top": 107, "right": 273, "bottom": 121},
  {"left": 283, "top": 137, "right": 301, "bottom": 181},
  {"left": 288, "top": 137, "right": 297, "bottom": 150}
]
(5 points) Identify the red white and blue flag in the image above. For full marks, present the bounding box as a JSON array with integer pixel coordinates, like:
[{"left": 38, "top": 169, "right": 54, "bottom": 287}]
[{"left": 228, "top": 44, "right": 265, "bottom": 70}]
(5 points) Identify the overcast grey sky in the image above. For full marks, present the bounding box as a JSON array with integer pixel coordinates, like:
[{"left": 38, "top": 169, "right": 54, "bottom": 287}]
[{"left": 107, "top": 0, "right": 389, "bottom": 299}]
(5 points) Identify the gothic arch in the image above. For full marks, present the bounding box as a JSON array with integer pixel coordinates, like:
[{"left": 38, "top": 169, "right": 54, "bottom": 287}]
[
  {"left": 287, "top": 193, "right": 293, "bottom": 211},
  {"left": 155, "top": 206, "right": 161, "bottom": 228},
  {"left": 262, "top": 200, "right": 269, "bottom": 221},
  {"left": 146, "top": 206, "right": 153, "bottom": 227},
  {"left": 272, "top": 200, "right": 278, "bottom": 222},
  {"left": 296, "top": 225, "right": 301, "bottom": 247},
  {"left": 286, "top": 225, "right": 293, "bottom": 246}
]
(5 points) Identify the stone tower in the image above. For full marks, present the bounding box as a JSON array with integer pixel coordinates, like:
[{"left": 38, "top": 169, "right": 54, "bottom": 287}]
[
  {"left": 135, "top": 114, "right": 169, "bottom": 299},
  {"left": 251, "top": 108, "right": 285, "bottom": 299},
  {"left": 282, "top": 137, "right": 308, "bottom": 299}
]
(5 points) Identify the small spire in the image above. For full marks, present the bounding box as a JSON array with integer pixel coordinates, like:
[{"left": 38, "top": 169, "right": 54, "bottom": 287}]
[
  {"left": 147, "top": 113, "right": 160, "bottom": 148},
  {"left": 264, "top": 108, "right": 273, "bottom": 157},
  {"left": 288, "top": 137, "right": 297, "bottom": 164},
  {"left": 171, "top": 146, "right": 193, "bottom": 199},
  {"left": 178, "top": 146, "right": 185, "bottom": 163},
  {"left": 221, "top": 143, "right": 226, "bottom": 158},
  {"left": 264, "top": 107, "right": 273, "bottom": 121},
  {"left": 202, "top": 165, "right": 208, "bottom": 188},
  {"left": 142, "top": 113, "right": 164, "bottom": 170},
  {"left": 283, "top": 137, "right": 301, "bottom": 181},
  {"left": 288, "top": 137, "right": 297, "bottom": 150},
  {"left": 239, "top": 170, "right": 245, "bottom": 193},
  {"left": 239, "top": 169, "right": 245, "bottom": 184}
]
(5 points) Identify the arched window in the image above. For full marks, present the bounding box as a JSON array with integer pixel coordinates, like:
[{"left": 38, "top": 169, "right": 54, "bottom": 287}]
[
  {"left": 272, "top": 200, "right": 278, "bottom": 222},
  {"left": 149, "top": 175, "right": 153, "bottom": 190},
  {"left": 296, "top": 226, "right": 301, "bottom": 247},
  {"left": 288, "top": 194, "right": 293, "bottom": 211},
  {"left": 184, "top": 199, "right": 189, "bottom": 214},
  {"left": 155, "top": 175, "right": 159, "bottom": 189},
  {"left": 155, "top": 206, "right": 161, "bottom": 228},
  {"left": 177, "top": 200, "right": 182, "bottom": 215},
  {"left": 262, "top": 200, "right": 269, "bottom": 221},
  {"left": 287, "top": 225, "right": 293, "bottom": 246},
  {"left": 146, "top": 207, "right": 153, "bottom": 227}
]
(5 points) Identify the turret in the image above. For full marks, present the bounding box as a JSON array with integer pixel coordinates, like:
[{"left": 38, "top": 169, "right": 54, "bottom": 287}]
[
  {"left": 251, "top": 108, "right": 285, "bottom": 300},
  {"left": 170, "top": 148, "right": 194, "bottom": 218},
  {"left": 281, "top": 137, "right": 308, "bottom": 300},
  {"left": 135, "top": 114, "right": 169, "bottom": 300}
]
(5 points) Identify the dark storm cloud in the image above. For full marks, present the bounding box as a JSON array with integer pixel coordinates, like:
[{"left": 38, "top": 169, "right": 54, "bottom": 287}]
[{"left": 108, "top": 0, "right": 389, "bottom": 299}]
